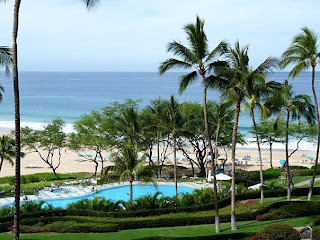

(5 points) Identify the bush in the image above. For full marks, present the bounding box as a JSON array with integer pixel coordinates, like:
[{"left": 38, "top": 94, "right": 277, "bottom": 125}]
[{"left": 252, "top": 224, "right": 300, "bottom": 240}]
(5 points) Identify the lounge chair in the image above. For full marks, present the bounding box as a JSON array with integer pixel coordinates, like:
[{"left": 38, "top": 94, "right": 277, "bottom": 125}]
[{"left": 181, "top": 174, "right": 187, "bottom": 179}]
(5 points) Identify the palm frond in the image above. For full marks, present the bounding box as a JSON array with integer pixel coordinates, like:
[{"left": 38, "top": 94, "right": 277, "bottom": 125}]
[
  {"left": 178, "top": 71, "right": 198, "bottom": 94},
  {"left": 82, "top": 0, "right": 100, "bottom": 10},
  {"left": 159, "top": 58, "right": 193, "bottom": 75},
  {"left": 167, "top": 41, "right": 197, "bottom": 64},
  {"left": 205, "top": 40, "right": 229, "bottom": 63}
]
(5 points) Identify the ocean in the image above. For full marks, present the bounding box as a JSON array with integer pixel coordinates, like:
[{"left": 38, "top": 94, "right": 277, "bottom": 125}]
[{"left": 0, "top": 71, "right": 319, "bottom": 150}]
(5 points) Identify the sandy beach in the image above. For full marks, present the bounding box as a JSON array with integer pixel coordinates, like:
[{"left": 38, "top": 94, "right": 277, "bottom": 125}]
[{"left": 0, "top": 142, "right": 317, "bottom": 178}]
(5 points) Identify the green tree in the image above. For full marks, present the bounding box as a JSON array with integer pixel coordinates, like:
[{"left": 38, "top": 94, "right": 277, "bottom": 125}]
[
  {"left": 69, "top": 111, "right": 114, "bottom": 177},
  {"left": 0, "top": 1, "right": 99, "bottom": 238},
  {"left": 107, "top": 143, "right": 156, "bottom": 201},
  {"left": 159, "top": 16, "right": 227, "bottom": 233},
  {"left": 21, "top": 119, "right": 67, "bottom": 180},
  {"left": 280, "top": 27, "right": 320, "bottom": 201},
  {"left": 214, "top": 41, "right": 278, "bottom": 230},
  {"left": 0, "top": 46, "right": 12, "bottom": 75},
  {"left": 265, "top": 80, "right": 315, "bottom": 201},
  {"left": 163, "top": 96, "right": 184, "bottom": 198},
  {"left": 250, "top": 118, "right": 285, "bottom": 168},
  {"left": 0, "top": 135, "right": 16, "bottom": 173}
]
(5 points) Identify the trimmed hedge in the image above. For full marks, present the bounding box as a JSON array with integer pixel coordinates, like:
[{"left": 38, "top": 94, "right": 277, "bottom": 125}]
[{"left": 135, "top": 233, "right": 254, "bottom": 240}]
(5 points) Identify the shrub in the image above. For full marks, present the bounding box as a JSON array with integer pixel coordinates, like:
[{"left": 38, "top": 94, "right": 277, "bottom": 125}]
[{"left": 252, "top": 224, "right": 300, "bottom": 240}]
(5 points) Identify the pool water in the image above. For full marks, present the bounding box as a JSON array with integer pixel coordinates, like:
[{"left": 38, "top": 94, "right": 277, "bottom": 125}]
[{"left": 44, "top": 185, "right": 194, "bottom": 209}]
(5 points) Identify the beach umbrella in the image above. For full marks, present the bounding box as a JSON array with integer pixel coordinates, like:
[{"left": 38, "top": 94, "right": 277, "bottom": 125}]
[
  {"left": 173, "top": 157, "right": 180, "bottom": 160},
  {"left": 96, "top": 155, "right": 101, "bottom": 159},
  {"left": 151, "top": 156, "right": 158, "bottom": 159},
  {"left": 183, "top": 156, "right": 188, "bottom": 161},
  {"left": 279, "top": 160, "right": 286, "bottom": 166},
  {"left": 106, "top": 154, "right": 112, "bottom": 159},
  {"left": 77, "top": 154, "right": 84, "bottom": 158},
  {"left": 306, "top": 156, "right": 314, "bottom": 160},
  {"left": 242, "top": 157, "right": 250, "bottom": 161},
  {"left": 253, "top": 157, "right": 260, "bottom": 161},
  {"left": 234, "top": 158, "right": 239, "bottom": 162},
  {"left": 215, "top": 173, "right": 232, "bottom": 181},
  {"left": 85, "top": 154, "right": 92, "bottom": 158},
  {"left": 207, "top": 157, "right": 212, "bottom": 160}
]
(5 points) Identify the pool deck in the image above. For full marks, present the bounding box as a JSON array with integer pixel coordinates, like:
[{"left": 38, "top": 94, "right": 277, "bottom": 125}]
[{"left": 0, "top": 181, "right": 208, "bottom": 207}]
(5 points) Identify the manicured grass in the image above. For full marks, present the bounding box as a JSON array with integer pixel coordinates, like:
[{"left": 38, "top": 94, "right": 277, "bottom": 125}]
[{"left": 0, "top": 215, "right": 318, "bottom": 240}]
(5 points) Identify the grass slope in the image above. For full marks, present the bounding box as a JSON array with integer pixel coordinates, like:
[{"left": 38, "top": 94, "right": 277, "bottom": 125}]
[{"left": 0, "top": 215, "right": 318, "bottom": 240}]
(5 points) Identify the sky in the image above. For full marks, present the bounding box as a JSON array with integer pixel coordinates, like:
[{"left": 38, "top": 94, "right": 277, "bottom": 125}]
[{"left": 0, "top": 0, "right": 320, "bottom": 72}]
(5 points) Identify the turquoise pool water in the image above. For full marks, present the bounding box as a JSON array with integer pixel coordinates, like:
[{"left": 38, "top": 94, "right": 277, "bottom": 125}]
[
  {"left": 46, "top": 185, "right": 194, "bottom": 208},
  {"left": 1, "top": 185, "right": 194, "bottom": 209}
]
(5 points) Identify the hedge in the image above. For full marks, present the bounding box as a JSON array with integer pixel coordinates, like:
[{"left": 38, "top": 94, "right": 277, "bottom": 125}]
[
  {"left": 0, "top": 201, "right": 297, "bottom": 233},
  {"left": 134, "top": 233, "right": 254, "bottom": 240}
]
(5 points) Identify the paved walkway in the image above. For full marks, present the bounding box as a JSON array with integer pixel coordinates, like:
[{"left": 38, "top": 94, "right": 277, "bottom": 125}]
[{"left": 295, "top": 177, "right": 320, "bottom": 187}]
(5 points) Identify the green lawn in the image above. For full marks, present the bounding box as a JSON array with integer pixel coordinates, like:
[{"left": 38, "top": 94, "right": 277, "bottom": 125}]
[{"left": 0, "top": 215, "right": 318, "bottom": 240}]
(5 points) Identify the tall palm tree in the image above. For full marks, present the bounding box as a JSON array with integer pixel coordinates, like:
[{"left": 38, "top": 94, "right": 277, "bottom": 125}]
[
  {"left": 280, "top": 27, "right": 320, "bottom": 201},
  {"left": 0, "top": 135, "right": 16, "bottom": 173},
  {"left": 110, "top": 143, "right": 156, "bottom": 201},
  {"left": 246, "top": 79, "right": 281, "bottom": 203},
  {"left": 266, "top": 80, "right": 315, "bottom": 201},
  {"left": 159, "top": 16, "right": 227, "bottom": 233},
  {"left": 214, "top": 41, "right": 278, "bottom": 230},
  {"left": 147, "top": 99, "right": 166, "bottom": 176},
  {"left": 163, "top": 96, "right": 184, "bottom": 198},
  {"left": 0, "top": 1, "right": 100, "bottom": 239},
  {"left": 210, "top": 101, "right": 235, "bottom": 171}
]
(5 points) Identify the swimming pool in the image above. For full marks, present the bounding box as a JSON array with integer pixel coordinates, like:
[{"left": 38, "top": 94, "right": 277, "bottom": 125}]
[
  {"left": 46, "top": 185, "right": 194, "bottom": 208},
  {"left": 1, "top": 184, "right": 195, "bottom": 209}
]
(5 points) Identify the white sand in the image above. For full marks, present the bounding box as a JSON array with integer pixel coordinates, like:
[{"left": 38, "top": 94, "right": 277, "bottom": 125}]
[{"left": 0, "top": 143, "right": 317, "bottom": 177}]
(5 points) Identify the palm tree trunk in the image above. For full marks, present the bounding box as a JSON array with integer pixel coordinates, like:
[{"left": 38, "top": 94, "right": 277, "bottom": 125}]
[
  {"left": 12, "top": 1, "right": 22, "bottom": 239},
  {"left": 231, "top": 97, "right": 241, "bottom": 231},
  {"left": 173, "top": 132, "right": 178, "bottom": 198},
  {"left": 308, "top": 65, "right": 320, "bottom": 201},
  {"left": 250, "top": 108, "right": 264, "bottom": 203},
  {"left": 202, "top": 75, "right": 220, "bottom": 233},
  {"left": 286, "top": 110, "right": 291, "bottom": 201},
  {"left": 130, "top": 181, "right": 133, "bottom": 202},
  {"left": 0, "top": 157, "right": 4, "bottom": 172},
  {"left": 269, "top": 139, "right": 273, "bottom": 168},
  {"left": 157, "top": 130, "right": 161, "bottom": 177}
]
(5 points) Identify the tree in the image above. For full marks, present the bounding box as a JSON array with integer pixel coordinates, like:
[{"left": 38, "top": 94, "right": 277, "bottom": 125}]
[
  {"left": 163, "top": 96, "right": 184, "bottom": 198},
  {"left": 159, "top": 16, "right": 227, "bottom": 233},
  {"left": 0, "top": 135, "right": 16, "bottom": 173},
  {"left": 69, "top": 111, "right": 113, "bottom": 176},
  {"left": 265, "top": 80, "right": 315, "bottom": 201},
  {"left": 21, "top": 119, "right": 67, "bottom": 180},
  {"left": 0, "top": 1, "right": 99, "bottom": 238},
  {"left": 106, "top": 143, "right": 156, "bottom": 201},
  {"left": 213, "top": 41, "right": 278, "bottom": 230},
  {"left": 250, "top": 118, "right": 285, "bottom": 168},
  {"left": 0, "top": 46, "right": 12, "bottom": 75},
  {"left": 280, "top": 27, "right": 320, "bottom": 201}
]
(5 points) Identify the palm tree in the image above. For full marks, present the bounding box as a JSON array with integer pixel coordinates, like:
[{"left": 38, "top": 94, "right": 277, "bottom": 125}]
[
  {"left": 214, "top": 41, "right": 278, "bottom": 230},
  {"left": 266, "top": 80, "right": 315, "bottom": 201},
  {"left": 159, "top": 16, "right": 227, "bottom": 233},
  {"left": 0, "top": 1, "right": 100, "bottom": 239},
  {"left": 110, "top": 143, "right": 156, "bottom": 201},
  {"left": 117, "top": 107, "right": 141, "bottom": 152},
  {"left": 163, "top": 96, "right": 184, "bottom": 198},
  {"left": 0, "top": 46, "right": 12, "bottom": 75},
  {"left": 246, "top": 79, "right": 282, "bottom": 203},
  {"left": 280, "top": 27, "right": 320, "bottom": 201},
  {"left": 0, "top": 135, "right": 16, "bottom": 173},
  {"left": 210, "top": 101, "right": 235, "bottom": 171},
  {"left": 147, "top": 99, "right": 166, "bottom": 176}
]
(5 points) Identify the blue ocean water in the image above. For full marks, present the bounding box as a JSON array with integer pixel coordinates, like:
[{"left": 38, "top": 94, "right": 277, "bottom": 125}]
[{"left": 0, "top": 71, "right": 318, "bottom": 133}]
